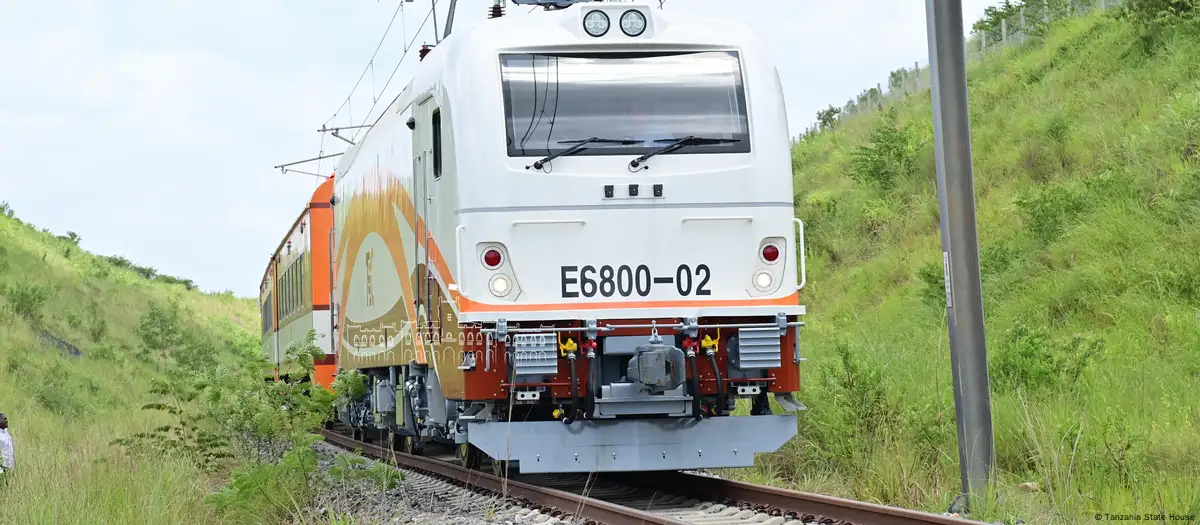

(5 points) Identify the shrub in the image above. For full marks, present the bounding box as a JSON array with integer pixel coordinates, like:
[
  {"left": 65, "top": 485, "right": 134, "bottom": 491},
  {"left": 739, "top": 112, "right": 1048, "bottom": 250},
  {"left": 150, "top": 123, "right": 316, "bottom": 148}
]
[
  {"left": 990, "top": 322, "right": 1103, "bottom": 394},
  {"left": 802, "top": 342, "right": 900, "bottom": 473},
  {"left": 1014, "top": 185, "right": 1087, "bottom": 242},
  {"left": 3, "top": 282, "right": 49, "bottom": 323},
  {"left": 89, "top": 341, "right": 122, "bottom": 361},
  {"left": 849, "top": 108, "right": 918, "bottom": 190},
  {"left": 156, "top": 274, "right": 198, "bottom": 291},
  {"left": 56, "top": 231, "right": 81, "bottom": 245},
  {"left": 1120, "top": 0, "right": 1199, "bottom": 27},
  {"left": 86, "top": 298, "right": 107, "bottom": 343},
  {"left": 136, "top": 299, "right": 186, "bottom": 361},
  {"left": 111, "top": 378, "right": 233, "bottom": 472},
  {"left": 206, "top": 434, "right": 323, "bottom": 523}
]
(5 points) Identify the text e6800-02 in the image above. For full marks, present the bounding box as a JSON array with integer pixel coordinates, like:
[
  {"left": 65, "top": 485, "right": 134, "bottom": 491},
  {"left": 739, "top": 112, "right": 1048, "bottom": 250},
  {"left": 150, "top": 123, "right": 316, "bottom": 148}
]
[{"left": 560, "top": 264, "right": 711, "bottom": 298}]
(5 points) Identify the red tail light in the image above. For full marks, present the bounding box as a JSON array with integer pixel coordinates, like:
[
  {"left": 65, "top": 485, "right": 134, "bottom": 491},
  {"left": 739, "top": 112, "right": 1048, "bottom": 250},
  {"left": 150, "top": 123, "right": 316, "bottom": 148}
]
[
  {"left": 761, "top": 244, "right": 779, "bottom": 263},
  {"left": 483, "top": 249, "right": 502, "bottom": 268}
]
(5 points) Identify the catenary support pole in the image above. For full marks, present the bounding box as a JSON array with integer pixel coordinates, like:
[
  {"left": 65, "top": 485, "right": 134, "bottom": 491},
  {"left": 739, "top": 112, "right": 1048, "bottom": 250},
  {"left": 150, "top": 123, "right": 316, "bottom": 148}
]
[
  {"left": 443, "top": 0, "right": 458, "bottom": 39},
  {"left": 432, "top": 0, "right": 441, "bottom": 44},
  {"left": 923, "top": 0, "right": 995, "bottom": 513}
]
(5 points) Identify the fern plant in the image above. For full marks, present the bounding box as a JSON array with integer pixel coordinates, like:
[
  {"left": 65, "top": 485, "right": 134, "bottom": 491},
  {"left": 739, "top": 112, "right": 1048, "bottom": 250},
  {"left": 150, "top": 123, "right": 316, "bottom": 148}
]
[{"left": 331, "top": 369, "right": 369, "bottom": 409}]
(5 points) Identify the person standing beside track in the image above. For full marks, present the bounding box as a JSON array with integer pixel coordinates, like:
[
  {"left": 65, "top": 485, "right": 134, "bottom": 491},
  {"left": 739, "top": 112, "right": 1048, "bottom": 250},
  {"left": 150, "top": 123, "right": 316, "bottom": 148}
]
[{"left": 0, "top": 412, "right": 13, "bottom": 476}]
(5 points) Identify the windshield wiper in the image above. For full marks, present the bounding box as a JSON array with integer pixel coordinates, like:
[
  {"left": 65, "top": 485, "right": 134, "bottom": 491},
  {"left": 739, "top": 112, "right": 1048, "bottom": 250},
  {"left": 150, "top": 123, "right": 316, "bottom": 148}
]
[
  {"left": 526, "top": 137, "right": 640, "bottom": 170},
  {"left": 628, "top": 136, "right": 742, "bottom": 170}
]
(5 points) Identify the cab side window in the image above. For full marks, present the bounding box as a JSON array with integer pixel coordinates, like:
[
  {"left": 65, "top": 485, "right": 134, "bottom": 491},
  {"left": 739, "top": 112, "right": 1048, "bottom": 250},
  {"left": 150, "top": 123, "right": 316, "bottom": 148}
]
[{"left": 432, "top": 109, "right": 443, "bottom": 179}]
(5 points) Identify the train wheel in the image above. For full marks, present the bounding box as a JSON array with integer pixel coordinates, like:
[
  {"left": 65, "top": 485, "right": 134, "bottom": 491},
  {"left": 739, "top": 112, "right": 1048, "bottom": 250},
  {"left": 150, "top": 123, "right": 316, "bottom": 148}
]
[
  {"left": 401, "top": 436, "right": 423, "bottom": 455},
  {"left": 457, "top": 443, "right": 482, "bottom": 470},
  {"left": 490, "top": 457, "right": 518, "bottom": 477}
]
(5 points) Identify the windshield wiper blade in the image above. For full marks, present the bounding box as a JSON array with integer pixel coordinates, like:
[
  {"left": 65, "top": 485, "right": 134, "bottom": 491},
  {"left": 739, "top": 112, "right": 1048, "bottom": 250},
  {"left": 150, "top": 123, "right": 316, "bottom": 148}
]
[
  {"left": 526, "top": 137, "right": 640, "bottom": 170},
  {"left": 628, "top": 136, "right": 742, "bottom": 170}
]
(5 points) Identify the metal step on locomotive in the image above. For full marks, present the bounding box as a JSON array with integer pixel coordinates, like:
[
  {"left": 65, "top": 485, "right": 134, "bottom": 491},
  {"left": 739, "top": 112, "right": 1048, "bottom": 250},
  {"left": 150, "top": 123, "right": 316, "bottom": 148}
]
[{"left": 266, "top": 0, "right": 812, "bottom": 475}]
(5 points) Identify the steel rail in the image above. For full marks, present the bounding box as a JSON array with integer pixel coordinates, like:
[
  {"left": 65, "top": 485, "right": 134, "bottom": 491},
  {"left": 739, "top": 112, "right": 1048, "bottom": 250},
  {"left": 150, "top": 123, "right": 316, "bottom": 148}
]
[
  {"left": 619, "top": 470, "right": 986, "bottom": 525},
  {"left": 320, "top": 426, "right": 984, "bottom": 525},
  {"left": 318, "top": 429, "right": 691, "bottom": 525}
]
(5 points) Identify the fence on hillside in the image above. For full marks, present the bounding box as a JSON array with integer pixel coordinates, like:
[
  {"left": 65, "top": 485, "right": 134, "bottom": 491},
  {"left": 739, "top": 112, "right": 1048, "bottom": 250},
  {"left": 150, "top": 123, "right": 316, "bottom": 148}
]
[{"left": 794, "top": 0, "right": 1125, "bottom": 141}]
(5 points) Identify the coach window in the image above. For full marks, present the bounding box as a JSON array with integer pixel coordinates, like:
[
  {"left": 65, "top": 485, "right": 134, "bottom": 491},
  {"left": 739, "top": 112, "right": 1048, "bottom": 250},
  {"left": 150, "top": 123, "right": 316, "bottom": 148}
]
[
  {"left": 261, "top": 293, "right": 272, "bottom": 334},
  {"left": 293, "top": 262, "right": 299, "bottom": 312},
  {"left": 290, "top": 265, "right": 296, "bottom": 314},
  {"left": 295, "top": 261, "right": 301, "bottom": 311},
  {"left": 290, "top": 266, "right": 295, "bottom": 314},
  {"left": 284, "top": 267, "right": 291, "bottom": 317},
  {"left": 432, "top": 109, "right": 443, "bottom": 179},
  {"left": 296, "top": 260, "right": 303, "bottom": 310},
  {"left": 287, "top": 267, "right": 293, "bottom": 316},
  {"left": 287, "top": 266, "right": 295, "bottom": 316},
  {"left": 281, "top": 269, "right": 287, "bottom": 318},
  {"left": 280, "top": 271, "right": 287, "bottom": 318}
]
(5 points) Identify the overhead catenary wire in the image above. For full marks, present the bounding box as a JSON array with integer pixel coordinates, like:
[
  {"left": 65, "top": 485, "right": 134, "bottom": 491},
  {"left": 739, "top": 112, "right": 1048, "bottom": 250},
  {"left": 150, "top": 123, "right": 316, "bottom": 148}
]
[
  {"left": 311, "top": 0, "right": 591, "bottom": 173},
  {"left": 349, "top": 0, "right": 442, "bottom": 142},
  {"left": 316, "top": 132, "right": 327, "bottom": 186},
  {"left": 340, "top": 0, "right": 554, "bottom": 143},
  {"left": 296, "top": 0, "right": 436, "bottom": 176},
  {"left": 324, "top": 1, "right": 408, "bottom": 127}
]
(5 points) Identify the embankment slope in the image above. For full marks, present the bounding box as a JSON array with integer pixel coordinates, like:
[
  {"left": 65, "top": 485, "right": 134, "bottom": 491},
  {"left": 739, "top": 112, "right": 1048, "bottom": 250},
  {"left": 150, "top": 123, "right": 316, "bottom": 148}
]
[
  {"left": 743, "top": 10, "right": 1199, "bottom": 523},
  {"left": 0, "top": 208, "right": 259, "bottom": 524}
]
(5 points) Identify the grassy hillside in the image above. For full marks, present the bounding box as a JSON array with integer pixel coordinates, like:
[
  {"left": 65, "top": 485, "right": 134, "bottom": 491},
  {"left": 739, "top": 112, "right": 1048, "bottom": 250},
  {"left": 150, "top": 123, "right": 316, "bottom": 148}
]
[
  {"left": 0, "top": 205, "right": 261, "bottom": 524},
  {"left": 733, "top": 7, "right": 1200, "bottom": 524}
]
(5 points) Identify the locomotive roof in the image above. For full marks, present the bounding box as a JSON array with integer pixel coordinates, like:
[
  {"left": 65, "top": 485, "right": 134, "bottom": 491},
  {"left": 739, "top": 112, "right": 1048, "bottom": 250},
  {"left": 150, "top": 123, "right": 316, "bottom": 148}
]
[
  {"left": 260, "top": 175, "right": 334, "bottom": 290},
  {"left": 329, "top": 2, "right": 770, "bottom": 179},
  {"left": 420, "top": 3, "right": 768, "bottom": 74}
]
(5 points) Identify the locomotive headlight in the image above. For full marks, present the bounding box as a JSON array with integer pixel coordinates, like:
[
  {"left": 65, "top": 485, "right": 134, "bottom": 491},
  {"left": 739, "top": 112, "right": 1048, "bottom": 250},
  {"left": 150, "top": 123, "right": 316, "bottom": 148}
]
[
  {"left": 489, "top": 274, "right": 512, "bottom": 297},
  {"left": 619, "top": 10, "right": 646, "bottom": 37},
  {"left": 583, "top": 10, "right": 610, "bottom": 37},
  {"left": 753, "top": 270, "right": 773, "bottom": 291}
]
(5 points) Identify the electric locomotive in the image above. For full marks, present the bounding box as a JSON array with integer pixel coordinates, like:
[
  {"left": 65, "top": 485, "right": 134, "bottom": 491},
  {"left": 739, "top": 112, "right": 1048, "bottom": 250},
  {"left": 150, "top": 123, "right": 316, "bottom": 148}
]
[{"left": 325, "top": 0, "right": 809, "bottom": 474}]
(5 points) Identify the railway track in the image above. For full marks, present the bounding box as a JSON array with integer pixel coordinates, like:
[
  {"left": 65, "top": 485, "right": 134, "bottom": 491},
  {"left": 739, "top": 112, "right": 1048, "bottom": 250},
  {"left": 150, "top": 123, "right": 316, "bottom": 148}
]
[{"left": 318, "top": 425, "right": 986, "bottom": 525}]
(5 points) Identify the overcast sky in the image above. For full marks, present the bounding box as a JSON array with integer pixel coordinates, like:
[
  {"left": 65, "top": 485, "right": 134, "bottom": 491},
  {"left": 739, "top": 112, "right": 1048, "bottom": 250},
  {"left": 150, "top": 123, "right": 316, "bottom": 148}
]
[{"left": 0, "top": 0, "right": 994, "bottom": 298}]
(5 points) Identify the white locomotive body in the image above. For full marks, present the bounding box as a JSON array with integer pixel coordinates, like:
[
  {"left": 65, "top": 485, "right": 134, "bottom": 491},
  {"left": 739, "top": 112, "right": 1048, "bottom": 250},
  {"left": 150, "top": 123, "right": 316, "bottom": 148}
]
[{"left": 330, "top": 0, "right": 809, "bottom": 474}]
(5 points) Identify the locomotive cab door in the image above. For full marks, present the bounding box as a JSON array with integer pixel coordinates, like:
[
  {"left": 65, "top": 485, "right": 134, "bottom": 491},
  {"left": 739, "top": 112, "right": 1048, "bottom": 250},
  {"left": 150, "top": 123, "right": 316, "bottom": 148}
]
[
  {"left": 412, "top": 95, "right": 454, "bottom": 436},
  {"left": 414, "top": 96, "right": 440, "bottom": 364}
]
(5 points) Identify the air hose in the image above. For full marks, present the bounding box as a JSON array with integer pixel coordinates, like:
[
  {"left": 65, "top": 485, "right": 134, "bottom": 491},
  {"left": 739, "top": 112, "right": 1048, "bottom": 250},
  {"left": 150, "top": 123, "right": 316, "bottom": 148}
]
[
  {"left": 563, "top": 352, "right": 579, "bottom": 424},
  {"left": 687, "top": 351, "right": 703, "bottom": 420},
  {"left": 707, "top": 350, "right": 725, "bottom": 416},
  {"left": 585, "top": 349, "right": 598, "bottom": 418}
]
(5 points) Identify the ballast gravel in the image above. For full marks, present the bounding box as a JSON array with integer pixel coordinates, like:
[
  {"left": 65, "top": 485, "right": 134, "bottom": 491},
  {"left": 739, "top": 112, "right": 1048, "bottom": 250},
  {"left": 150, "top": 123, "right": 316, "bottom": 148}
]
[{"left": 298, "top": 441, "right": 575, "bottom": 525}]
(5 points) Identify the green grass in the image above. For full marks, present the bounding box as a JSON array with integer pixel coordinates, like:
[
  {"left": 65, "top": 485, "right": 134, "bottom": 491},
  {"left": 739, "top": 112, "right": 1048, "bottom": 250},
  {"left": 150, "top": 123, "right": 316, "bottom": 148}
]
[
  {"left": 725, "top": 9, "right": 1200, "bottom": 524},
  {"left": 0, "top": 208, "right": 258, "bottom": 525}
]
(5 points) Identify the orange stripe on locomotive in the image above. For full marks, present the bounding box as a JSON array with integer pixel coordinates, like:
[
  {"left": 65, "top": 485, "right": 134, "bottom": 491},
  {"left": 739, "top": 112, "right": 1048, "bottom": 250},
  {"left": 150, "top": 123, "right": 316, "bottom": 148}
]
[{"left": 331, "top": 171, "right": 801, "bottom": 402}]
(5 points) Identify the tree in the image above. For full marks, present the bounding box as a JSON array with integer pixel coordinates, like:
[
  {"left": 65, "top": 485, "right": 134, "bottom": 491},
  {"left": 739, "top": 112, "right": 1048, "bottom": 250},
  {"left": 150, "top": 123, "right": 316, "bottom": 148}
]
[{"left": 816, "top": 105, "right": 842, "bottom": 130}]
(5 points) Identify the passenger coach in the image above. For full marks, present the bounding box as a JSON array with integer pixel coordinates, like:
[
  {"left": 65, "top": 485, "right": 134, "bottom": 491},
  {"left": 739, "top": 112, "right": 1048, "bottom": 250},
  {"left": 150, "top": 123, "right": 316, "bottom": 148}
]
[
  {"left": 260, "top": 175, "right": 338, "bottom": 390},
  {"left": 327, "top": 0, "right": 809, "bottom": 474}
]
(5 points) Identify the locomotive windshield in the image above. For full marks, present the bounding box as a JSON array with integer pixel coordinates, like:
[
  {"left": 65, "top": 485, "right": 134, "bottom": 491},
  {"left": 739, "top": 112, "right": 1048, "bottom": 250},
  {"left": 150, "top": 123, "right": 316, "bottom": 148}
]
[{"left": 500, "top": 50, "right": 751, "bottom": 158}]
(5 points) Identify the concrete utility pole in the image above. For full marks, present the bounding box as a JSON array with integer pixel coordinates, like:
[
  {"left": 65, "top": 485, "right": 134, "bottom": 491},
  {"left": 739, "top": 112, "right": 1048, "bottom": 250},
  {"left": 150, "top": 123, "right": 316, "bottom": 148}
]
[{"left": 923, "top": 0, "right": 996, "bottom": 513}]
